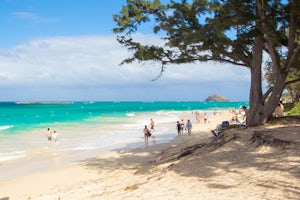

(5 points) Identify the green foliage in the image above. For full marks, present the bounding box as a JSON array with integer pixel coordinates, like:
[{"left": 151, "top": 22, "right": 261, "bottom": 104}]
[
  {"left": 283, "top": 102, "right": 294, "bottom": 112},
  {"left": 263, "top": 4, "right": 300, "bottom": 103},
  {"left": 113, "top": 0, "right": 298, "bottom": 68},
  {"left": 287, "top": 101, "right": 300, "bottom": 116},
  {"left": 113, "top": 0, "right": 164, "bottom": 34},
  {"left": 113, "top": 0, "right": 297, "bottom": 69},
  {"left": 281, "top": 93, "right": 292, "bottom": 103},
  {"left": 113, "top": 0, "right": 300, "bottom": 125},
  {"left": 264, "top": 44, "right": 300, "bottom": 103}
]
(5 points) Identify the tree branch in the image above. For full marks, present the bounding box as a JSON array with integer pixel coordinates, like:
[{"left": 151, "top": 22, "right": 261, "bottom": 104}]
[
  {"left": 263, "top": 86, "right": 273, "bottom": 103},
  {"left": 151, "top": 64, "right": 166, "bottom": 81},
  {"left": 285, "top": 0, "right": 297, "bottom": 72},
  {"left": 285, "top": 77, "right": 300, "bottom": 86},
  {"left": 286, "top": 44, "right": 300, "bottom": 73}
]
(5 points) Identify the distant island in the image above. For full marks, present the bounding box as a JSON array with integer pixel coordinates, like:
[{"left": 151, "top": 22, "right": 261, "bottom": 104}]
[
  {"left": 16, "top": 101, "right": 73, "bottom": 105},
  {"left": 205, "top": 94, "right": 229, "bottom": 102}
]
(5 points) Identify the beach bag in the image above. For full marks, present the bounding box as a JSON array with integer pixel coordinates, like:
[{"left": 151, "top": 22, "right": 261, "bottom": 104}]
[
  {"left": 147, "top": 131, "right": 152, "bottom": 137},
  {"left": 222, "top": 121, "right": 230, "bottom": 127}
]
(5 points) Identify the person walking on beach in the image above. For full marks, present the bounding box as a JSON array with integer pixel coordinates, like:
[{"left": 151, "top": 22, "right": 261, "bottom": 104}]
[
  {"left": 52, "top": 130, "right": 57, "bottom": 142},
  {"left": 180, "top": 119, "right": 185, "bottom": 135},
  {"left": 176, "top": 121, "right": 181, "bottom": 135},
  {"left": 150, "top": 119, "right": 155, "bottom": 132},
  {"left": 186, "top": 119, "right": 192, "bottom": 135},
  {"left": 143, "top": 125, "right": 150, "bottom": 147},
  {"left": 203, "top": 112, "right": 207, "bottom": 124},
  {"left": 46, "top": 128, "right": 52, "bottom": 141},
  {"left": 195, "top": 111, "right": 201, "bottom": 124}
]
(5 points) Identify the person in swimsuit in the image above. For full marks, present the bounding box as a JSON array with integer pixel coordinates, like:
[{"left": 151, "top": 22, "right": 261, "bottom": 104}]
[
  {"left": 150, "top": 119, "right": 155, "bottom": 132},
  {"left": 52, "top": 130, "right": 57, "bottom": 142},
  {"left": 46, "top": 128, "right": 52, "bottom": 141},
  {"left": 143, "top": 125, "right": 150, "bottom": 147}
]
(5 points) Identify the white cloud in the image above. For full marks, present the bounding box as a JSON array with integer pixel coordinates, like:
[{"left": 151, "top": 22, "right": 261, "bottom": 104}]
[{"left": 0, "top": 34, "right": 250, "bottom": 101}]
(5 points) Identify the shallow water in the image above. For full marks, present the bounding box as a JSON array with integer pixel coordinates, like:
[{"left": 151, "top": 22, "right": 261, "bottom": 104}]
[{"left": 0, "top": 101, "right": 248, "bottom": 162}]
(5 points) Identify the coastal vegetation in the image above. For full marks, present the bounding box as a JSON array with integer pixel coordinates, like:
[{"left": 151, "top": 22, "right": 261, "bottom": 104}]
[
  {"left": 287, "top": 101, "right": 300, "bottom": 116},
  {"left": 264, "top": 60, "right": 300, "bottom": 104},
  {"left": 113, "top": 0, "right": 300, "bottom": 126}
]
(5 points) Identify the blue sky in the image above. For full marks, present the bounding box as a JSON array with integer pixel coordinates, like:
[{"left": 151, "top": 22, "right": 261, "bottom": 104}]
[
  {"left": 0, "top": 0, "right": 127, "bottom": 47},
  {"left": 0, "top": 0, "right": 250, "bottom": 101}
]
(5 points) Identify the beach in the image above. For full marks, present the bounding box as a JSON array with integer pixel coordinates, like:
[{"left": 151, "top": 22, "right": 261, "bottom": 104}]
[{"left": 0, "top": 111, "right": 299, "bottom": 200}]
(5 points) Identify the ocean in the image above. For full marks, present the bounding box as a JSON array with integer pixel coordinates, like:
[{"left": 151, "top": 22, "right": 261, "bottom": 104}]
[{"left": 0, "top": 101, "right": 248, "bottom": 163}]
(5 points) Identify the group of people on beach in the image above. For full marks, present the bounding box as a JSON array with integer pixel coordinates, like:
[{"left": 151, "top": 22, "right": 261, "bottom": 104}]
[
  {"left": 195, "top": 111, "right": 209, "bottom": 124},
  {"left": 176, "top": 119, "right": 192, "bottom": 135},
  {"left": 45, "top": 128, "right": 57, "bottom": 142},
  {"left": 212, "top": 106, "right": 249, "bottom": 139},
  {"left": 144, "top": 104, "right": 283, "bottom": 146},
  {"left": 230, "top": 106, "right": 249, "bottom": 125},
  {"left": 143, "top": 117, "right": 195, "bottom": 147},
  {"left": 143, "top": 119, "right": 156, "bottom": 146}
]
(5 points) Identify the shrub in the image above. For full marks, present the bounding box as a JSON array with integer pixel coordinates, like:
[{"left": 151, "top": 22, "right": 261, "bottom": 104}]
[
  {"left": 286, "top": 101, "right": 300, "bottom": 116},
  {"left": 283, "top": 102, "right": 294, "bottom": 112}
]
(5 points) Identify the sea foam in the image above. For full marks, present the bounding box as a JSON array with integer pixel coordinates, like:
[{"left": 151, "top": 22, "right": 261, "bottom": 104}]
[{"left": 0, "top": 125, "right": 13, "bottom": 131}]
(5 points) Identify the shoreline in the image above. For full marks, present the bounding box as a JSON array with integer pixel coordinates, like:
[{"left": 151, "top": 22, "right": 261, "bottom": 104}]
[
  {"left": 0, "top": 110, "right": 230, "bottom": 181},
  {"left": 0, "top": 109, "right": 229, "bottom": 162},
  {"left": 0, "top": 110, "right": 241, "bottom": 199},
  {"left": 0, "top": 109, "right": 230, "bottom": 160}
]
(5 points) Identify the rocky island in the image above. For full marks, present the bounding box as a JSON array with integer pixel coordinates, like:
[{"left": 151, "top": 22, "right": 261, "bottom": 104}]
[{"left": 205, "top": 94, "right": 229, "bottom": 102}]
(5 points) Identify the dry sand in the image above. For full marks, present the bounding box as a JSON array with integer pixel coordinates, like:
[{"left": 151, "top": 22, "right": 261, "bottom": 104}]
[{"left": 0, "top": 113, "right": 299, "bottom": 200}]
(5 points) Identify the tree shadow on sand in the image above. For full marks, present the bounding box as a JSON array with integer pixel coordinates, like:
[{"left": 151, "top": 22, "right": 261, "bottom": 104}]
[{"left": 80, "top": 117, "right": 300, "bottom": 199}]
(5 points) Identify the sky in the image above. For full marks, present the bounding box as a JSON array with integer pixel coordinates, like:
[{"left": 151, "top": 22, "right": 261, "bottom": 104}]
[{"left": 0, "top": 0, "right": 251, "bottom": 102}]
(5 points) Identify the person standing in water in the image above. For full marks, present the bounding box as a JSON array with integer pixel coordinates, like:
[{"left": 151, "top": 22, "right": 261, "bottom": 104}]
[
  {"left": 150, "top": 119, "right": 155, "bottom": 132},
  {"left": 46, "top": 128, "right": 52, "bottom": 141},
  {"left": 52, "top": 130, "right": 57, "bottom": 142},
  {"left": 143, "top": 125, "right": 150, "bottom": 147}
]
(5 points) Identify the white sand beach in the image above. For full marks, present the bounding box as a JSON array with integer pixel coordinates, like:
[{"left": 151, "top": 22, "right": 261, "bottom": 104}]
[{"left": 0, "top": 111, "right": 299, "bottom": 200}]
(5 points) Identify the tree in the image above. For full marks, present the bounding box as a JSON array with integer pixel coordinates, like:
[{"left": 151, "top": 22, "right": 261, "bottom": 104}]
[
  {"left": 265, "top": 60, "right": 300, "bottom": 104},
  {"left": 113, "top": 0, "right": 300, "bottom": 126}
]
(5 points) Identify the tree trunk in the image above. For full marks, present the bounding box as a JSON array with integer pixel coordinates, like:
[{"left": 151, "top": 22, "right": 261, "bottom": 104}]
[
  {"left": 247, "top": 34, "right": 264, "bottom": 126},
  {"left": 263, "top": 80, "right": 285, "bottom": 120},
  {"left": 247, "top": 0, "right": 288, "bottom": 126},
  {"left": 247, "top": 1, "right": 264, "bottom": 126}
]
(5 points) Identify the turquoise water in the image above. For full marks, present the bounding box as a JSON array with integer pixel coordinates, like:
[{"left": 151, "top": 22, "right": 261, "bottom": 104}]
[
  {"left": 0, "top": 101, "right": 248, "bottom": 134},
  {"left": 0, "top": 101, "right": 248, "bottom": 162}
]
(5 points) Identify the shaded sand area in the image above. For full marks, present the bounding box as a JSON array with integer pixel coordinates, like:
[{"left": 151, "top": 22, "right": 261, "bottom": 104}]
[{"left": 0, "top": 114, "right": 299, "bottom": 200}]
